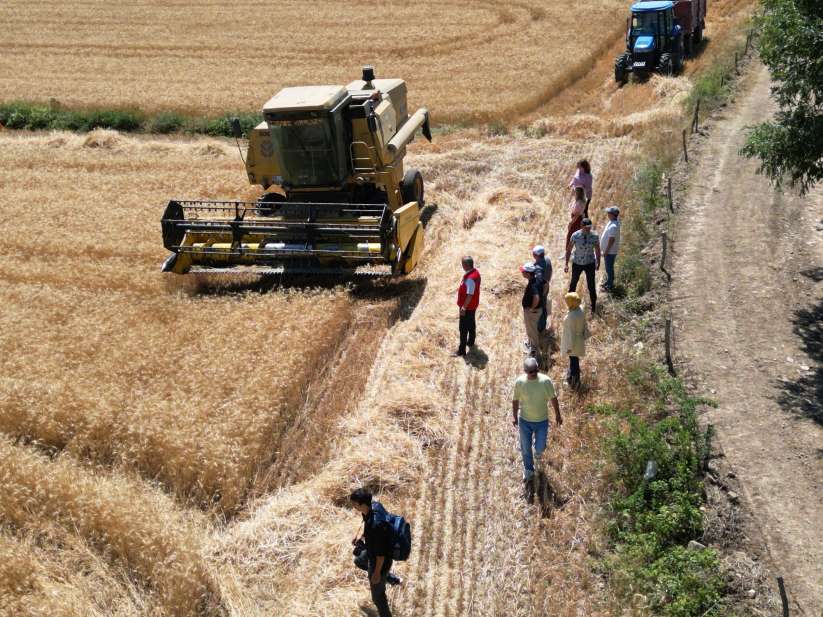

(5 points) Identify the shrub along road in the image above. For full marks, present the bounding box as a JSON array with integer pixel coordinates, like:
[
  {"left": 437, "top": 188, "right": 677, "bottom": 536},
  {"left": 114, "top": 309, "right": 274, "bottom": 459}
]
[{"left": 672, "top": 62, "right": 823, "bottom": 614}]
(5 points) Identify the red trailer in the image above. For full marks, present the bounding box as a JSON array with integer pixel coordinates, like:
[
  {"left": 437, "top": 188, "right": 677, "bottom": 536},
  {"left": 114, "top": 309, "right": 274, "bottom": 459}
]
[{"left": 674, "top": 0, "right": 708, "bottom": 57}]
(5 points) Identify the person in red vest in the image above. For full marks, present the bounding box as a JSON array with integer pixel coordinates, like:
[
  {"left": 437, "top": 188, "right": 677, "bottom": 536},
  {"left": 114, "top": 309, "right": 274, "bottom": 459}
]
[{"left": 454, "top": 255, "right": 481, "bottom": 356}]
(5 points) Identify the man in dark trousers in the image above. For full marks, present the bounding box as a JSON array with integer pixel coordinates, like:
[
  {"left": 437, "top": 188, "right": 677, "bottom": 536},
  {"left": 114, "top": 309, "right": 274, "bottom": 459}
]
[
  {"left": 564, "top": 217, "right": 601, "bottom": 315},
  {"left": 350, "top": 488, "right": 400, "bottom": 617},
  {"left": 453, "top": 255, "right": 481, "bottom": 356}
]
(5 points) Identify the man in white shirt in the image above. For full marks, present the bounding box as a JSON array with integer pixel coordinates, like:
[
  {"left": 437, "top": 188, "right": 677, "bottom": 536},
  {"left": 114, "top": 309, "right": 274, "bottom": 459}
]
[{"left": 600, "top": 206, "right": 621, "bottom": 292}]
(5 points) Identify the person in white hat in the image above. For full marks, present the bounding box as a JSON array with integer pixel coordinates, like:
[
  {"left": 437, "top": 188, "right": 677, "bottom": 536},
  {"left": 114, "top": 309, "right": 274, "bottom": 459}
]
[
  {"left": 520, "top": 262, "right": 543, "bottom": 359},
  {"left": 600, "top": 206, "right": 621, "bottom": 292},
  {"left": 532, "top": 245, "right": 552, "bottom": 334}
]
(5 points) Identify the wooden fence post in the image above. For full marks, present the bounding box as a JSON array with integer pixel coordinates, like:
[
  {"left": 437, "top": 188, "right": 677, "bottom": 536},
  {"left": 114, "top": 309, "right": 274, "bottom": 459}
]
[
  {"left": 667, "top": 176, "right": 674, "bottom": 212},
  {"left": 692, "top": 98, "right": 700, "bottom": 133},
  {"left": 665, "top": 318, "right": 676, "bottom": 375},
  {"left": 777, "top": 577, "right": 790, "bottom": 617},
  {"left": 735, "top": 51, "right": 739, "bottom": 73},
  {"left": 682, "top": 129, "right": 688, "bottom": 162}
]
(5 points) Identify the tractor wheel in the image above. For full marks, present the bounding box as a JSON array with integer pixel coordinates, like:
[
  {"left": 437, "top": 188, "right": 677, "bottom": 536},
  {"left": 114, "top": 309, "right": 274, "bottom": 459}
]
[
  {"left": 400, "top": 169, "right": 424, "bottom": 207},
  {"left": 658, "top": 53, "right": 674, "bottom": 77},
  {"left": 685, "top": 34, "right": 694, "bottom": 58},
  {"left": 694, "top": 24, "right": 703, "bottom": 45},
  {"left": 614, "top": 54, "right": 629, "bottom": 85}
]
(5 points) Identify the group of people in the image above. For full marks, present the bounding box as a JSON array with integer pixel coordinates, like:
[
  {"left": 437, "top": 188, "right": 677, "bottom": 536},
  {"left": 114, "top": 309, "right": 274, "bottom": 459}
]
[
  {"left": 454, "top": 159, "right": 622, "bottom": 479},
  {"left": 350, "top": 160, "right": 623, "bottom": 617}
]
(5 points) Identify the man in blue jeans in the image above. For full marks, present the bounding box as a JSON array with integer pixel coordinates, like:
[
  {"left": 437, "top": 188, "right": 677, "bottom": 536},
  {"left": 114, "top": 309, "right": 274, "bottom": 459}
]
[
  {"left": 511, "top": 357, "right": 563, "bottom": 482},
  {"left": 600, "top": 206, "right": 621, "bottom": 292}
]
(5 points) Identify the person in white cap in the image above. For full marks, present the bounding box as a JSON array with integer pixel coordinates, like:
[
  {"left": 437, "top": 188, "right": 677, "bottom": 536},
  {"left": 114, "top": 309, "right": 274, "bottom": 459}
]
[
  {"left": 600, "top": 206, "right": 621, "bottom": 292},
  {"left": 532, "top": 245, "right": 552, "bottom": 333},
  {"left": 511, "top": 357, "right": 562, "bottom": 482},
  {"left": 520, "top": 263, "right": 543, "bottom": 358}
]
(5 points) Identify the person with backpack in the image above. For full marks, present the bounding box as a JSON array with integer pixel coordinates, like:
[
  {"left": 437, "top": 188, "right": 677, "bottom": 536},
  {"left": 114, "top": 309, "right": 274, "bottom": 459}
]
[{"left": 350, "top": 488, "right": 410, "bottom": 617}]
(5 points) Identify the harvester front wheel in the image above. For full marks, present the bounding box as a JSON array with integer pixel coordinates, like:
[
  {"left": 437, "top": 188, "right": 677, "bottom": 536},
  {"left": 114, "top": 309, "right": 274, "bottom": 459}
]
[{"left": 401, "top": 169, "right": 424, "bottom": 207}]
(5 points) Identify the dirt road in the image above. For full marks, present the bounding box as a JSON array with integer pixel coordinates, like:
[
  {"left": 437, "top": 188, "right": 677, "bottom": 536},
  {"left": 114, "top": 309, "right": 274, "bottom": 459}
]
[{"left": 673, "top": 62, "right": 823, "bottom": 615}]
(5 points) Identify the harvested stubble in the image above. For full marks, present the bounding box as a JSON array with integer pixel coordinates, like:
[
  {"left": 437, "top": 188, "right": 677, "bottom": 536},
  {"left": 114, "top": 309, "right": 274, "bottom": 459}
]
[
  {"left": 210, "top": 132, "right": 639, "bottom": 616},
  {"left": 0, "top": 0, "right": 625, "bottom": 122},
  {"left": 0, "top": 440, "right": 217, "bottom": 616},
  {"left": 0, "top": 130, "right": 353, "bottom": 512}
]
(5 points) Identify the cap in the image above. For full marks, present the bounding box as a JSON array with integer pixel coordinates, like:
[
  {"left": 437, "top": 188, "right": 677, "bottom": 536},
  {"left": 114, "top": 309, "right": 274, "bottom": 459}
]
[
  {"left": 523, "top": 357, "right": 539, "bottom": 373},
  {"left": 604, "top": 206, "right": 620, "bottom": 215},
  {"left": 532, "top": 245, "right": 545, "bottom": 256},
  {"left": 581, "top": 217, "right": 593, "bottom": 226},
  {"left": 520, "top": 263, "right": 537, "bottom": 273}
]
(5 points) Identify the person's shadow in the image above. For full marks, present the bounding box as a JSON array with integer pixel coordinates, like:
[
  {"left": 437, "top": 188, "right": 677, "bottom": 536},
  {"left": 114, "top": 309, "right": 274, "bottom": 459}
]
[{"left": 463, "top": 346, "right": 489, "bottom": 369}]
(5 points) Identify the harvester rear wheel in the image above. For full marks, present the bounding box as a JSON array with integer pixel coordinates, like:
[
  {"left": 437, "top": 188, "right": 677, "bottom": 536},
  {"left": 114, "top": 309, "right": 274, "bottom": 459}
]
[{"left": 401, "top": 169, "right": 424, "bottom": 207}]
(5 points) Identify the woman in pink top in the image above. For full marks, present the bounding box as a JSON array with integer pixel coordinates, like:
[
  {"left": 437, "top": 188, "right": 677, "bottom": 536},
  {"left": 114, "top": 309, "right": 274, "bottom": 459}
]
[
  {"left": 565, "top": 186, "right": 586, "bottom": 250},
  {"left": 569, "top": 159, "right": 593, "bottom": 217}
]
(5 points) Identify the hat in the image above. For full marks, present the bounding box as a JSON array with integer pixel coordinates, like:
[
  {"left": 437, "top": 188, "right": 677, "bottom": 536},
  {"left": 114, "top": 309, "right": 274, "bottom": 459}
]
[
  {"left": 581, "top": 217, "right": 593, "bottom": 226},
  {"left": 532, "top": 245, "right": 545, "bottom": 256},
  {"left": 604, "top": 206, "right": 620, "bottom": 215},
  {"left": 564, "top": 292, "right": 582, "bottom": 309},
  {"left": 520, "top": 263, "right": 536, "bottom": 273}
]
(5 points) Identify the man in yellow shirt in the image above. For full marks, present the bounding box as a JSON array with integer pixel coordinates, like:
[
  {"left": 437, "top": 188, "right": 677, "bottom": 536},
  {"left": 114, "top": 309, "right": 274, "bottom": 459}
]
[{"left": 512, "top": 357, "right": 563, "bottom": 481}]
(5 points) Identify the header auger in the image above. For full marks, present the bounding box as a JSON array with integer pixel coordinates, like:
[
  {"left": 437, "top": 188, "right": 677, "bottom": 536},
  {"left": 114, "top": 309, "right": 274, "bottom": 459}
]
[{"left": 161, "top": 66, "right": 431, "bottom": 276}]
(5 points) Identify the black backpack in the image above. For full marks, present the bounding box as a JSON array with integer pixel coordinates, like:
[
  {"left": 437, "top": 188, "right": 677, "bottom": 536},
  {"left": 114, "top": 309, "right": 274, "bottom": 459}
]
[{"left": 372, "top": 501, "right": 412, "bottom": 561}]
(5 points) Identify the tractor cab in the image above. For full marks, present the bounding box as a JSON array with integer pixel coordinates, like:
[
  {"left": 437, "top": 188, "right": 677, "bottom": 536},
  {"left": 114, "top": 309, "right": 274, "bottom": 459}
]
[{"left": 616, "top": 0, "right": 685, "bottom": 83}]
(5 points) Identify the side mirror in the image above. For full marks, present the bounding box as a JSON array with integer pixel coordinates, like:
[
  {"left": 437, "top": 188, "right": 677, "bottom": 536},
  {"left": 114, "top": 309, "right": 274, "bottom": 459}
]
[
  {"left": 422, "top": 112, "right": 432, "bottom": 142},
  {"left": 229, "top": 117, "right": 242, "bottom": 139}
]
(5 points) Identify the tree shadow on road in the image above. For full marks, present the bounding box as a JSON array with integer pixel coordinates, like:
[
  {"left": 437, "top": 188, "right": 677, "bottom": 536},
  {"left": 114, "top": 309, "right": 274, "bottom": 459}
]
[{"left": 776, "top": 268, "right": 823, "bottom": 425}]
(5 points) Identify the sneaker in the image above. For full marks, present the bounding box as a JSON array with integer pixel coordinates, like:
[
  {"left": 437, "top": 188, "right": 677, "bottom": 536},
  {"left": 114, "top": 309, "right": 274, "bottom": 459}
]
[
  {"left": 386, "top": 573, "right": 403, "bottom": 586},
  {"left": 522, "top": 341, "right": 534, "bottom": 354}
]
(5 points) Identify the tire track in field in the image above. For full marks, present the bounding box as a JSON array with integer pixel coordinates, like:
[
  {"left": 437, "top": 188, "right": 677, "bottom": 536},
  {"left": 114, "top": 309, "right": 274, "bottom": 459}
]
[{"left": 398, "top": 289, "right": 529, "bottom": 617}]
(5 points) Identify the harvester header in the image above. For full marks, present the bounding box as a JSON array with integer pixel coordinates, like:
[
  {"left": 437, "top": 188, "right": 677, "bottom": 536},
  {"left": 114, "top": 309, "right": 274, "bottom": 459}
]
[{"left": 161, "top": 66, "right": 431, "bottom": 276}]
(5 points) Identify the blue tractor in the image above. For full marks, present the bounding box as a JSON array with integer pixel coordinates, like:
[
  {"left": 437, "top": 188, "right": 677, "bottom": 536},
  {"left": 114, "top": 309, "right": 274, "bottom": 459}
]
[{"left": 615, "top": 0, "right": 686, "bottom": 84}]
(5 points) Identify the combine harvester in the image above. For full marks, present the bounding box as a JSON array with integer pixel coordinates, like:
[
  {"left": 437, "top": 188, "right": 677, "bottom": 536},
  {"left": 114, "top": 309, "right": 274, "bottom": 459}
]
[
  {"left": 161, "top": 66, "right": 431, "bottom": 276},
  {"left": 615, "top": 0, "right": 708, "bottom": 83}
]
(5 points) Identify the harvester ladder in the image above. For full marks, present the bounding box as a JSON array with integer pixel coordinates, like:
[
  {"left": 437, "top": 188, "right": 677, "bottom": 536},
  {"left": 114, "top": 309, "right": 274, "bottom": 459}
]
[{"left": 350, "top": 141, "right": 378, "bottom": 174}]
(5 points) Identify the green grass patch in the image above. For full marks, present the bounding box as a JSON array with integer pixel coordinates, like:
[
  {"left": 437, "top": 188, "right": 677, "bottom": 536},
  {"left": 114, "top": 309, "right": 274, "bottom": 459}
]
[
  {"left": 0, "top": 101, "right": 261, "bottom": 138},
  {"left": 601, "top": 365, "right": 725, "bottom": 617},
  {"left": 684, "top": 29, "right": 752, "bottom": 120}
]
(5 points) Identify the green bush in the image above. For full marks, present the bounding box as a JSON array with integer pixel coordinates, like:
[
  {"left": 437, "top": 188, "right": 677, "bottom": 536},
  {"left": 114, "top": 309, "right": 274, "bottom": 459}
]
[
  {"left": 603, "top": 366, "right": 725, "bottom": 616},
  {"left": 616, "top": 253, "right": 651, "bottom": 298},
  {"left": 145, "top": 111, "right": 185, "bottom": 134}
]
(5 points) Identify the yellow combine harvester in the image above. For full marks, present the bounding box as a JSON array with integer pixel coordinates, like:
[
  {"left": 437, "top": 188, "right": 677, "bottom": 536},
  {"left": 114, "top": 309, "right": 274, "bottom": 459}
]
[{"left": 161, "top": 66, "right": 431, "bottom": 276}]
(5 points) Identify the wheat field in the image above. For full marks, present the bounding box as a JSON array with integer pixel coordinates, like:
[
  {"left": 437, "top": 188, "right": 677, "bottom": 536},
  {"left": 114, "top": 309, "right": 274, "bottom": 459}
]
[
  {"left": 0, "top": 0, "right": 756, "bottom": 615},
  {"left": 0, "top": 0, "right": 625, "bottom": 122}
]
